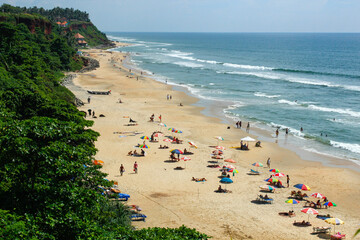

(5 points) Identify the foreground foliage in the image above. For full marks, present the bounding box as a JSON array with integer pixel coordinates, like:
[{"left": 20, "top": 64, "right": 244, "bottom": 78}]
[{"left": 0, "top": 6, "right": 208, "bottom": 240}]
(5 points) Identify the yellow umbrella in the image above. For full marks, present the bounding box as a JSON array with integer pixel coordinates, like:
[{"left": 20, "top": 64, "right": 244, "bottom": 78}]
[{"left": 325, "top": 218, "right": 344, "bottom": 234}]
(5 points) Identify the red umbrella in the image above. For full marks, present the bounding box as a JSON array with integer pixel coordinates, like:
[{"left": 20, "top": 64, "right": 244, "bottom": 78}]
[
  {"left": 301, "top": 207, "right": 319, "bottom": 222},
  {"left": 153, "top": 133, "right": 164, "bottom": 137},
  {"left": 224, "top": 159, "right": 236, "bottom": 163},
  {"left": 311, "top": 193, "right": 325, "bottom": 199},
  {"left": 272, "top": 173, "right": 285, "bottom": 178},
  {"left": 163, "top": 139, "right": 172, "bottom": 142}
]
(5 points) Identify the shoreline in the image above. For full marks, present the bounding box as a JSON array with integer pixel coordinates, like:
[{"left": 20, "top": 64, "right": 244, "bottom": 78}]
[
  {"left": 66, "top": 43, "right": 360, "bottom": 239},
  {"left": 116, "top": 45, "right": 360, "bottom": 172}
]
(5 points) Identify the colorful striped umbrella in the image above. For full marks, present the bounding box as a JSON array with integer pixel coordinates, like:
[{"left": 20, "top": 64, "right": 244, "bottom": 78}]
[
  {"left": 215, "top": 136, "right": 224, "bottom": 140},
  {"left": 216, "top": 146, "right": 226, "bottom": 150},
  {"left": 168, "top": 128, "right": 176, "bottom": 131},
  {"left": 294, "top": 184, "right": 311, "bottom": 191},
  {"left": 323, "top": 201, "right": 337, "bottom": 207},
  {"left": 227, "top": 169, "right": 239, "bottom": 173},
  {"left": 285, "top": 199, "right": 299, "bottom": 204},
  {"left": 325, "top": 218, "right": 344, "bottom": 234},
  {"left": 269, "top": 169, "right": 280, "bottom": 173},
  {"left": 325, "top": 218, "right": 344, "bottom": 225},
  {"left": 213, "top": 155, "right": 223, "bottom": 159},
  {"left": 265, "top": 177, "right": 279, "bottom": 183},
  {"left": 224, "top": 165, "right": 235, "bottom": 169},
  {"left": 180, "top": 156, "right": 191, "bottom": 161},
  {"left": 311, "top": 193, "right": 325, "bottom": 199},
  {"left": 170, "top": 149, "right": 183, "bottom": 154},
  {"left": 301, "top": 208, "right": 319, "bottom": 222},
  {"left": 172, "top": 129, "right": 182, "bottom": 133},
  {"left": 188, "top": 141, "right": 198, "bottom": 148},
  {"left": 153, "top": 133, "right": 163, "bottom": 137},
  {"left": 224, "top": 159, "right": 236, "bottom": 163},
  {"left": 140, "top": 136, "right": 150, "bottom": 140},
  {"left": 212, "top": 150, "right": 223, "bottom": 155},
  {"left": 139, "top": 144, "right": 149, "bottom": 148},
  {"left": 252, "top": 162, "right": 263, "bottom": 167},
  {"left": 272, "top": 172, "right": 285, "bottom": 177}
]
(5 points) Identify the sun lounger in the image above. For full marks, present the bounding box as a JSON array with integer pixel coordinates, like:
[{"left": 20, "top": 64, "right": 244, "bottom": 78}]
[
  {"left": 316, "top": 214, "right": 332, "bottom": 220},
  {"left": 293, "top": 221, "right": 312, "bottom": 227},
  {"left": 87, "top": 90, "right": 111, "bottom": 95},
  {"left": 279, "top": 212, "right": 296, "bottom": 217},
  {"left": 313, "top": 226, "right": 331, "bottom": 234},
  {"left": 117, "top": 193, "right": 130, "bottom": 201},
  {"left": 249, "top": 169, "right": 260, "bottom": 175},
  {"left": 131, "top": 213, "right": 147, "bottom": 221},
  {"left": 256, "top": 195, "right": 274, "bottom": 204}
]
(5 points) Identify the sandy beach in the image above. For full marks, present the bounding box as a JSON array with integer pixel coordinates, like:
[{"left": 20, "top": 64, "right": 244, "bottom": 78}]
[{"left": 66, "top": 43, "right": 360, "bottom": 239}]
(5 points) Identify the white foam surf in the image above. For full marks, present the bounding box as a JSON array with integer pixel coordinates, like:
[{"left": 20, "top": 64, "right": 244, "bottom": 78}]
[
  {"left": 308, "top": 105, "right": 360, "bottom": 118},
  {"left": 173, "top": 61, "right": 203, "bottom": 68},
  {"left": 330, "top": 141, "right": 360, "bottom": 155},
  {"left": 223, "top": 63, "right": 273, "bottom": 70},
  {"left": 254, "top": 92, "right": 281, "bottom": 99}
]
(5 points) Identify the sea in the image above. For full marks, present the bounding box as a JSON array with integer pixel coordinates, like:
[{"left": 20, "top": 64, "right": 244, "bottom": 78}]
[{"left": 107, "top": 32, "right": 360, "bottom": 168}]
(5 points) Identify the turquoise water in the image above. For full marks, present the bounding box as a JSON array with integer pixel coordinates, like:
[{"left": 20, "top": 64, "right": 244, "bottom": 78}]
[{"left": 107, "top": 33, "right": 360, "bottom": 166}]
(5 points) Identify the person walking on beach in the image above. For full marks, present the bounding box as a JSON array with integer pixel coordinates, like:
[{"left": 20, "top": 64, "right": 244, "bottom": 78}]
[
  {"left": 239, "top": 121, "right": 242, "bottom": 128},
  {"left": 159, "top": 115, "right": 162, "bottom": 123},
  {"left": 92, "top": 111, "right": 95, "bottom": 117},
  {"left": 120, "top": 164, "right": 125, "bottom": 176},
  {"left": 170, "top": 95, "right": 172, "bottom": 100},
  {"left": 285, "top": 128, "right": 289, "bottom": 135},
  {"left": 133, "top": 161, "right": 138, "bottom": 174},
  {"left": 167, "top": 94, "right": 169, "bottom": 100},
  {"left": 267, "top": 157, "right": 271, "bottom": 168},
  {"left": 87, "top": 96, "right": 91, "bottom": 104},
  {"left": 246, "top": 122, "right": 250, "bottom": 133},
  {"left": 276, "top": 128, "right": 279, "bottom": 138},
  {"left": 88, "top": 109, "right": 92, "bottom": 116},
  {"left": 235, "top": 121, "right": 239, "bottom": 128},
  {"left": 286, "top": 175, "right": 290, "bottom": 188}
]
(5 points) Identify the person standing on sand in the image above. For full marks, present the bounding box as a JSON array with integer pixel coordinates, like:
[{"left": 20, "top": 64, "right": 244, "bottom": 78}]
[
  {"left": 267, "top": 158, "right": 271, "bottom": 168},
  {"left": 170, "top": 95, "right": 172, "bottom": 100},
  {"left": 134, "top": 161, "right": 138, "bottom": 174},
  {"left": 88, "top": 96, "right": 91, "bottom": 104},
  {"left": 246, "top": 122, "right": 250, "bottom": 133},
  {"left": 167, "top": 94, "right": 169, "bottom": 100},
  {"left": 287, "top": 175, "right": 290, "bottom": 187},
  {"left": 159, "top": 115, "right": 162, "bottom": 123},
  {"left": 88, "top": 109, "right": 92, "bottom": 116},
  {"left": 120, "top": 164, "right": 125, "bottom": 176},
  {"left": 239, "top": 121, "right": 242, "bottom": 128}
]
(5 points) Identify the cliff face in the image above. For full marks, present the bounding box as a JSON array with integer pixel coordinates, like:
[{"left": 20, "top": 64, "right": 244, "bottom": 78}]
[
  {"left": 16, "top": 17, "right": 52, "bottom": 34},
  {"left": 0, "top": 15, "right": 52, "bottom": 34}
]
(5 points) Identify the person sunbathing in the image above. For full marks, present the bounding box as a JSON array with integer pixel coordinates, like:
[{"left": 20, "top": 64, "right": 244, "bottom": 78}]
[
  {"left": 134, "top": 150, "right": 138, "bottom": 156},
  {"left": 128, "top": 151, "right": 133, "bottom": 156},
  {"left": 129, "top": 118, "right": 136, "bottom": 123},
  {"left": 184, "top": 148, "right": 188, "bottom": 154},
  {"left": 218, "top": 185, "right": 222, "bottom": 192},
  {"left": 264, "top": 194, "right": 269, "bottom": 199}
]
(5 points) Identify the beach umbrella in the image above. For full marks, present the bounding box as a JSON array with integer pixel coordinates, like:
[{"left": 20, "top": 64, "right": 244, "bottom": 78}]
[
  {"left": 311, "top": 193, "right": 325, "bottom": 199},
  {"left": 241, "top": 136, "right": 256, "bottom": 142},
  {"left": 227, "top": 168, "right": 239, "bottom": 173},
  {"left": 325, "top": 218, "right": 344, "bottom": 234},
  {"left": 265, "top": 177, "right": 279, "bottom": 183},
  {"left": 213, "top": 155, "right": 223, "bottom": 159},
  {"left": 323, "top": 201, "right": 337, "bottom": 207},
  {"left": 180, "top": 157, "right": 191, "bottom": 161},
  {"left": 214, "top": 136, "right": 224, "bottom": 145},
  {"left": 139, "top": 144, "right": 149, "bottom": 148},
  {"left": 168, "top": 128, "right": 176, "bottom": 132},
  {"left": 259, "top": 185, "right": 276, "bottom": 192},
  {"left": 93, "top": 160, "right": 104, "bottom": 166},
  {"left": 159, "top": 123, "right": 167, "bottom": 127},
  {"left": 285, "top": 199, "right": 299, "bottom": 205},
  {"left": 252, "top": 162, "right": 263, "bottom": 167},
  {"left": 216, "top": 146, "right": 226, "bottom": 150},
  {"left": 163, "top": 139, "right": 172, "bottom": 142},
  {"left": 140, "top": 136, "right": 150, "bottom": 140},
  {"left": 224, "top": 165, "right": 235, "bottom": 169},
  {"left": 272, "top": 172, "right": 285, "bottom": 178},
  {"left": 220, "top": 178, "right": 233, "bottom": 184},
  {"left": 153, "top": 133, "right": 164, "bottom": 137},
  {"left": 224, "top": 159, "right": 236, "bottom": 163},
  {"left": 301, "top": 208, "right": 319, "bottom": 222},
  {"left": 294, "top": 184, "right": 311, "bottom": 191},
  {"left": 269, "top": 169, "right": 280, "bottom": 173},
  {"left": 170, "top": 149, "right": 183, "bottom": 154},
  {"left": 173, "top": 130, "right": 182, "bottom": 133},
  {"left": 188, "top": 141, "right": 198, "bottom": 148}
]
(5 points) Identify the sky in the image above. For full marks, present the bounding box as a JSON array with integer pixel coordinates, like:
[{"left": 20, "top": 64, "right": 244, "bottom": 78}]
[{"left": 1, "top": 0, "right": 360, "bottom": 32}]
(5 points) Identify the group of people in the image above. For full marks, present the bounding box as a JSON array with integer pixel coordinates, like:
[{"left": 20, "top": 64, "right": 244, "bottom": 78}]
[
  {"left": 119, "top": 161, "right": 138, "bottom": 176},
  {"left": 173, "top": 137, "right": 182, "bottom": 144},
  {"left": 166, "top": 94, "right": 172, "bottom": 100},
  {"left": 127, "top": 149, "right": 146, "bottom": 157},
  {"left": 159, "top": 145, "right": 169, "bottom": 149}
]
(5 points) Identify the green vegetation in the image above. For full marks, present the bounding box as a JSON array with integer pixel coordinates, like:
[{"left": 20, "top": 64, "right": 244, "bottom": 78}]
[{"left": 0, "top": 5, "right": 208, "bottom": 240}]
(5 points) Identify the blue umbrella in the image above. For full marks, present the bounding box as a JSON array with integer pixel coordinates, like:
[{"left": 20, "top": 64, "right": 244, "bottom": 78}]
[{"left": 220, "top": 178, "right": 233, "bottom": 183}]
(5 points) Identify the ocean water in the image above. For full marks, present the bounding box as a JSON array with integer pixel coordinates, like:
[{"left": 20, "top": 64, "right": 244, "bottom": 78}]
[{"left": 107, "top": 32, "right": 360, "bottom": 166}]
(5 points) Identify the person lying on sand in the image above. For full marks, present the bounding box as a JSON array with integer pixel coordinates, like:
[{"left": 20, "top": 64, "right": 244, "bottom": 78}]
[{"left": 128, "top": 151, "right": 133, "bottom": 156}]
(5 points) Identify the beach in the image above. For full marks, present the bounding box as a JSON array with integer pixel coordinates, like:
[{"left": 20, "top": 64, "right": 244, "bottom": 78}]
[{"left": 66, "top": 44, "right": 360, "bottom": 239}]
